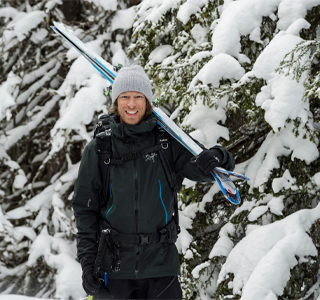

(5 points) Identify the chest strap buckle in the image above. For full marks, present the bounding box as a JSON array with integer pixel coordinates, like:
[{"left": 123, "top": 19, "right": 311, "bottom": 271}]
[{"left": 139, "top": 234, "right": 150, "bottom": 245}]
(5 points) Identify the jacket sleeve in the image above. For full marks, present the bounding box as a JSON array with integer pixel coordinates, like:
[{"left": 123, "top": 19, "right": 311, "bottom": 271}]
[
  {"left": 72, "top": 139, "right": 101, "bottom": 268},
  {"left": 171, "top": 135, "right": 235, "bottom": 182}
]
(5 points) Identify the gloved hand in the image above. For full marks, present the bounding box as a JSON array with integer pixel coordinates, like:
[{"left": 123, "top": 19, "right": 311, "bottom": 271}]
[
  {"left": 82, "top": 264, "right": 101, "bottom": 295},
  {"left": 193, "top": 148, "right": 224, "bottom": 175}
]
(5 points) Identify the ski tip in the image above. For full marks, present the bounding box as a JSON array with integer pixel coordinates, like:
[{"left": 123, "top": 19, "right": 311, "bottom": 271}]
[
  {"left": 224, "top": 188, "right": 241, "bottom": 205},
  {"left": 226, "top": 193, "right": 241, "bottom": 205},
  {"left": 52, "top": 21, "right": 60, "bottom": 27}
]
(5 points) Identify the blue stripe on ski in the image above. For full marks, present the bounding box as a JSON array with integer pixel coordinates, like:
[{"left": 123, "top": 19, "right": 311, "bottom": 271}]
[
  {"left": 94, "top": 58, "right": 116, "bottom": 80},
  {"left": 52, "top": 26, "right": 114, "bottom": 84},
  {"left": 91, "top": 62, "right": 114, "bottom": 83}
]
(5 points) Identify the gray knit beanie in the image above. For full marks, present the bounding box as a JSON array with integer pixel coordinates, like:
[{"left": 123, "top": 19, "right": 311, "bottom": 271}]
[{"left": 112, "top": 65, "right": 153, "bottom": 103}]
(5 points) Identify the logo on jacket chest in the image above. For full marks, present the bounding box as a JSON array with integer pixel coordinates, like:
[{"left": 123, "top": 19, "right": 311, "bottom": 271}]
[{"left": 144, "top": 152, "right": 157, "bottom": 163}]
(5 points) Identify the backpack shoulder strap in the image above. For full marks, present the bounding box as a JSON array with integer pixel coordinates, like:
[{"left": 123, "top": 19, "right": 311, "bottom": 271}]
[
  {"left": 154, "top": 125, "right": 181, "bottom": 232},
  {"left": 95, "top": 114, "right": 116, "bottom": 208},
  {"left": 154, "top": 126, "right": 179, "bottom": 191}
]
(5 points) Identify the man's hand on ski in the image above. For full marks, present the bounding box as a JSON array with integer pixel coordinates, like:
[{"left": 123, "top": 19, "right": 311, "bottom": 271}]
[
  {"left": 82, "top": 264, "right": 101, "bottom": 295},
  {"left": 192, "top": 148, "right": 224, "bottom": 175}
]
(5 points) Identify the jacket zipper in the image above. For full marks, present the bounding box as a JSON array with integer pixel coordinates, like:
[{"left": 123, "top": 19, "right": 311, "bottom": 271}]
[{"left": 134, "top": 146, "right": 140, "bottom": 279}]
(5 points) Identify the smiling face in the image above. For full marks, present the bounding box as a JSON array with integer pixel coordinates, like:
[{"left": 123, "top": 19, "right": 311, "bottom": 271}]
[{"left": 117, "top": 91, "right": 147, "bottom": 125}]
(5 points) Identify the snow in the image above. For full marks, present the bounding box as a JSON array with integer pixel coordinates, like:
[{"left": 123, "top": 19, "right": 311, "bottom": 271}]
[
  {"left": 216, "top": 204, "right": 320, "bottom": 298},
  {"left": 87, "top": 0, "right": 117, "bottom": 11},
  {"left": 192, "top": 261, "right": 210, "bottom": 279},
  {"left": 253, "top": 23, "right": 313, "bottom": 132},
  {"left": 66, "top": 35, "right": 106, "bottom": 61},
  {"left": 177, "top": 0, "right": 207, "bottom": 24},
  {"left": 211, "top": 0, "right": 278, "bottom": 59},
  {"left": 135, "top": 0, "right": 179, "bottom": 25},
  {"left": 182, "top": 182, "right": 221, "bottom": 219},
  {"left": 22, "top": 60, "right": 57, "bottom": 86},
  {"left": 248, "top": 205, "right": 269, "bottom": 221},
  {"left": 209, "top": 223, "right": 235, "bottom": 258},
  {"left": 17, "top": 61, "right": 61, "bottom": 105},
  {"left": 2, "top": 10, "right": 46, "bottom": 51},
  {"left": 4, "top": 162, "right": 28, "bottom": 190},
  {"left": 184, "top": 249, "right": 194, "bottom": 259},
  {"left": 1, "top": 0, "right": 320, "bottom": 299},
  {"left": 13, "top": 169, "right": 28, "bottom": 189},
  {"left": 182, "top": 97, "right": 229, "bottom": 148},
  {"left": 30, "top": 28, "right": 48, "bottom": 44},
  {"left": 268, "top": 196, "right": 285, "bottom": 216},
  {"left": 147, "top": 45, "right": 173, "bottom": 66},
  {"left": 46, "top": 73, "right": 108, "bottom": 163},
  {"left": 176, "top": 212, "right": 193, "bottom": 254},
  {"left": 0, "top": 95, "right": 61, "bottom": 151},
  {"left": 277, "top": 0, "right": 320, "bottom": 31},
  {"left": 245, "top": 126, "right": 318, "bottom": 192},
  {"left": 56, "top": 74, "right": 107, "bottom": 131},
  {"left": 112, "top": 7, "right": 136, "bottom": 31},
  {"left": 313, "top": 172, "right": 320, "bottom": 188},
  {"left": 0, "top": 72, "right": 21, "bottom": 122},
  {"left": 27, "top": 227, "right": 85, "bottom": 300},
  {"left": 0, "top": 7, "right": 19, "bottom": 20},
  {"left": 209, "top": 235, "right": 234, "bottom": 258},
  {"left": 272, "top": 170, "right": 297, "bottom": 193},
  {"left": 190, "top": 24, "right": 209, "bottom": 45},
  {"left": 190, "top": 53, "right": 245, "bottom": 88},
  {"left": 45, "top": 0, "right": 62, "bottom": 12},
  {"left": 6, "top": 185, "right": 54, "bottom": 220},
  {"left": 110, "top": 42, "right": 131, "bottom": 66}
]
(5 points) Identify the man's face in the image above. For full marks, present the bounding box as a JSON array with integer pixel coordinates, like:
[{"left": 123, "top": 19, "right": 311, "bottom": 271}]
[{"left": 117, "top": 91, "right": 147, "bottom": 125}]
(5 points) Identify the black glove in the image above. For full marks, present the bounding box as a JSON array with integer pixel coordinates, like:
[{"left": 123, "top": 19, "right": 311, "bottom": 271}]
[
  {"left": 82, "top": 264, "right": 101, "bottom": 295},
  {"left": 193, "top": 148, "right": 224, "bottom": 175}
]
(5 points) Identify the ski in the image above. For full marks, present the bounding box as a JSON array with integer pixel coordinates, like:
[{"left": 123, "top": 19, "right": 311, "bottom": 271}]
[
  {"left": 52, "top": 21, "right": 248, "bottom": 205},
  {"left": 153, "top": 105, "right": 242, "bottom": 204},
  {"left": 214, "top": 167, "right": 249, "bottom": 180},
  {"left": 52, "top": 22, "right": 116, "bottom": 83}
]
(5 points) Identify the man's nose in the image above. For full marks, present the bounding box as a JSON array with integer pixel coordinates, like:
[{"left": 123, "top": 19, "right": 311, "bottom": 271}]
[{"left": 127, "top": 97, "right": 136, "bottom": 108}]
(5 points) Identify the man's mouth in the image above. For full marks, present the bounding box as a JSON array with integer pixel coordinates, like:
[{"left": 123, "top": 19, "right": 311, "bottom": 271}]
[{"left": 126, "top": 110, "right": 138, "bottom": 115}]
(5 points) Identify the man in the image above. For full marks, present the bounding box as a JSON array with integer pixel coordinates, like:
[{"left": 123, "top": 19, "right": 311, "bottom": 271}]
[{"left": 73, "top": 65, "right": 235, "bottom": 299}]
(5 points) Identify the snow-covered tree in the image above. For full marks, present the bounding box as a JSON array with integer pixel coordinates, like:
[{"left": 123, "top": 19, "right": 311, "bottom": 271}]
[
  {"left": 0, "top": 0, "right": 138, "bottom": 298},
  {"left": 1, "top": 0, "right": 320, "bottom": 299}
]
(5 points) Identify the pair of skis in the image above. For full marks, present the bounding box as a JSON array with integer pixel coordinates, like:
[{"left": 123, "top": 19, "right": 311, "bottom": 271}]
[{"left": 51, "top": 22, "right": 249, "bottom": 205}]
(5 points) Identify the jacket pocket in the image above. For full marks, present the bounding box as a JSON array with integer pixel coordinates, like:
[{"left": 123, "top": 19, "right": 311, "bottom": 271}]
[{"left": 158, "top": 180, "right": 168, "bottom": 225}]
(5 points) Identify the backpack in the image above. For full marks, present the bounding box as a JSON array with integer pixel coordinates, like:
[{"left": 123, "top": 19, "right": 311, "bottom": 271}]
[{"left": 94, "top": 113, "right": 181, "bottom": 244}]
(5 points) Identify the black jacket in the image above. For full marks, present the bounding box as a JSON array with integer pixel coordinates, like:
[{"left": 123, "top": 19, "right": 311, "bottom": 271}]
[{"left": 73, "top": 114, "right": 234, "bottom": 279}]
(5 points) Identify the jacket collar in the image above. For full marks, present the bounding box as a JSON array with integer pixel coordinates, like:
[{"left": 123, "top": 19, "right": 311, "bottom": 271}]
[{"left": 110, "top": 114, "right": 157, "bottom": 139}]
